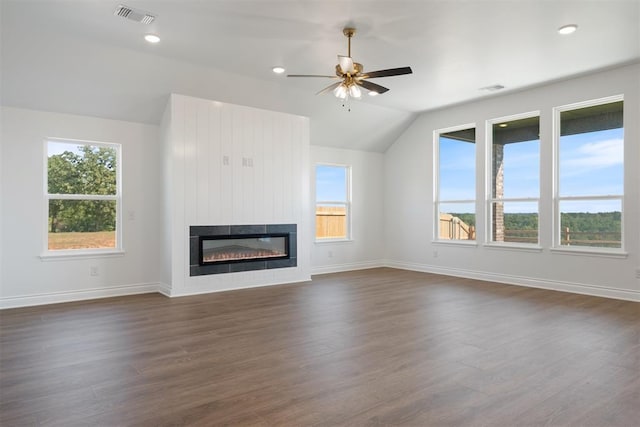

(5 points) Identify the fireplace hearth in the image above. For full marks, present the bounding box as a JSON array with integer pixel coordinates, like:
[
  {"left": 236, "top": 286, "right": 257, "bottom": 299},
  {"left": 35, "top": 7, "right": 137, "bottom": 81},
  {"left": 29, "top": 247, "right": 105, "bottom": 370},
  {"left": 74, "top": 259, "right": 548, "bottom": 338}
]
[{"left": 190, "top": 224, "right": 297, "bottom": 276}]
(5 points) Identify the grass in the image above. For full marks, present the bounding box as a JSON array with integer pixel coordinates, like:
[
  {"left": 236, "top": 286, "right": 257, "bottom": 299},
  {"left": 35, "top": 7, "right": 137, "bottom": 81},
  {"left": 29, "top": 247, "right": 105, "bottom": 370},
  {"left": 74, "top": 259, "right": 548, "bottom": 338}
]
[{"left": 48, "top": 231, "right": 116, "bottom": 250}]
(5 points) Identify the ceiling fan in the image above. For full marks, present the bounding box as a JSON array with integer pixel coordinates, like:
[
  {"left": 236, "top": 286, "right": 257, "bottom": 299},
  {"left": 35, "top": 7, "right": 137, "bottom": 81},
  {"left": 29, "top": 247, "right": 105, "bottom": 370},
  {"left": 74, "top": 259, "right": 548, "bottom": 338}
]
[{"left": 287, "top": 28, "right": 413, "bottom": 103}]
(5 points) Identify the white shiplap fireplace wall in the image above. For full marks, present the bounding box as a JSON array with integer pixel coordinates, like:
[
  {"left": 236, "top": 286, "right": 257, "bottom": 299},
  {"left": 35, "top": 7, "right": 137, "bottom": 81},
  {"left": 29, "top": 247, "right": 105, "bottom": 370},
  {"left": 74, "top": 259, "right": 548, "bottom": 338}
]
[{"left": 160, "top": 94, "right": 311, "bottom": 296}]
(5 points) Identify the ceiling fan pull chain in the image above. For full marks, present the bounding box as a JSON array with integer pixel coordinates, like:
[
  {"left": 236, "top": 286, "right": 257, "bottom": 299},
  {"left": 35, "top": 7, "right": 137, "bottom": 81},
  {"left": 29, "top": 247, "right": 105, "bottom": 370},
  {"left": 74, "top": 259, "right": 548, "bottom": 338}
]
[{"left": 341, "top": 96, "right": 352, "bottom": 112}]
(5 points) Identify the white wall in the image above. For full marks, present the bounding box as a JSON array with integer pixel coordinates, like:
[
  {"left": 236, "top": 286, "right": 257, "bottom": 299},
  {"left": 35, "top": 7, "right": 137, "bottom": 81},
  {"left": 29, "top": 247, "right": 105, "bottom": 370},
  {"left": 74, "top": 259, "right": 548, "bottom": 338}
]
[
  {"left": 0, "top": 108, "right": 4, "bottom": 298},
  {"left": 384, "top": 64, "right": 640, "bottom": 301},
  {"left": 0, "top": 107, "right": 161, "bottom": 308},
  {"left": 311, "top": 146, "right": 385, "bottom": 274},
  {"left": 161, "top": 95, "right": 311, "bottom": 296}
]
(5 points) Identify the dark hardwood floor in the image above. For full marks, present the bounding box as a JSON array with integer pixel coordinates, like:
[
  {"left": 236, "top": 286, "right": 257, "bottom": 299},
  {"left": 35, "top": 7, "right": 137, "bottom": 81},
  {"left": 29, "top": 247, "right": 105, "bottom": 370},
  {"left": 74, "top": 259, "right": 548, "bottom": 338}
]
[{"left": 1, "top": 268, "right": 638, "bottom": 426}]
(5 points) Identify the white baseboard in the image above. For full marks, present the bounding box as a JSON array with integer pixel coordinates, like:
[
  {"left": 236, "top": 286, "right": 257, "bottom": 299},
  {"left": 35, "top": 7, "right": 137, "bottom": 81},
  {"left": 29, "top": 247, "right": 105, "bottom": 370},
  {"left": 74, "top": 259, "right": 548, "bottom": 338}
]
[
  {"left": 311, "top": 260, "right": 385, "bottom": 275},
  {"left": 157, "top": 282, "right": 172, "bottom": 297},
  {"left": 0, "top": 283, "right": 161, "bottom": 309},
  {"left": 385, "top": 260, "right": 640, "bottom": 302},
  {"left": 4, "top": 262, "right": 636, "bottom": 309}
]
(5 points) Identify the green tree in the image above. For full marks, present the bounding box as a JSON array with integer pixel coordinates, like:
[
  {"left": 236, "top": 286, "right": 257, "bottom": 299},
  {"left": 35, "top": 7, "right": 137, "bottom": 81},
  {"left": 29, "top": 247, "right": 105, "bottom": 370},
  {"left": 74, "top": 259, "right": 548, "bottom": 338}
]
[
  {"left": 48, "top": 145, "right": 117, "bottom": 233},
  {"left": 77, "top": 145, "right": 117, "bottom": 195},
  {"left": 48, "top": 151, "right": 81, "bottom": 232}
]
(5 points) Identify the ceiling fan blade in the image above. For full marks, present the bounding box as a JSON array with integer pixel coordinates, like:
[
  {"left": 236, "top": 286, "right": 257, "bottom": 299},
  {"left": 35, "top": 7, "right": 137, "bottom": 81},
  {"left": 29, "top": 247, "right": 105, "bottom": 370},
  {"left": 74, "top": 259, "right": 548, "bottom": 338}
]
[
  {"left": 357, "top": 79, "right": 390, "bottom": 94},
  {"left": 361, "top": 66, "right": 413, "bottom": 79},
  {"left": 338, "top": 55, "right": 355, "bottom": 74},
  {"left": 316, "top": 81, "right": 343, "bottom": 95},
  {"left": 287, "top": 74, "right": 338, "bottom": 78}
]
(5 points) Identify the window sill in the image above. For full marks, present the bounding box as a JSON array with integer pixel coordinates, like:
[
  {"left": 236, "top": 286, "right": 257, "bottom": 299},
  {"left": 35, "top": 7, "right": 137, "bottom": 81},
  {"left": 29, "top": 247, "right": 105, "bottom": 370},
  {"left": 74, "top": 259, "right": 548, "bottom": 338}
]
[
  {"left": 550, "top": 247, "right": 628, "bottom": 259},
  {"left": 40, "top": 249, "right": 125, "bottom": 261},
  {"left": 432, "top": 240, "right": 478, "bottom": 247},
  {"left": 315, "top": 239, "right": 353, "bottom": 244},
  {"left": 484, "top": 243, "right": 543, "bottom": 253}
]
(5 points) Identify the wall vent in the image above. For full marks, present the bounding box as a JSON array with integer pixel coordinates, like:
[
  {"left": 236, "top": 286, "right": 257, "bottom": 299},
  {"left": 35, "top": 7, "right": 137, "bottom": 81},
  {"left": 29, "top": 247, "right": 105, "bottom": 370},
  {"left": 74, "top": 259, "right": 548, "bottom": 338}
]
[{"left": 114, "top": 4, "right": 156, "bottom": 24}]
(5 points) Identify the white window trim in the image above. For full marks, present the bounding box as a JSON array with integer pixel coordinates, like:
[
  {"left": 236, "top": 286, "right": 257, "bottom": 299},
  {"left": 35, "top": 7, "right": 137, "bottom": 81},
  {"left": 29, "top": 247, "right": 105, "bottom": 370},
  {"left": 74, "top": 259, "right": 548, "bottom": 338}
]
[
  {"left": 315, "top": 163, "right": 352, "bottom": 242},
  {"left": 42, "top": 137, "right": 123, "bottom": 259},
  {"left": 485, "top": 111, "right": 541, "bottom": 247},
  {"left": 550, "top": 246, "right": 628, "bottom": 259},
  {"left": 433, "top": 123, "right": 477, "bottom": 243},
  {"left": 552, "top": 95, "right": 624, "bottom": 253},
  {"left": 432, "top": 240, "right": 478, "bottom": 247},
  {"left": 483, "top": 242, "right": 543, "bottom": 253}
]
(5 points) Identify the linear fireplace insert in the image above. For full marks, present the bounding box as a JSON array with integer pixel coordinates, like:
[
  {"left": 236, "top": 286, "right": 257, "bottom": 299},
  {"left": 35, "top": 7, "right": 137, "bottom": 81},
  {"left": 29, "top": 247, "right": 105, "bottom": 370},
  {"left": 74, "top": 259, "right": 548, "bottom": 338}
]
[
  {"left": 200, "top": 234, "right": 289, "bottom": 264},
  {"left": 190, "top": 224, "right": 297, "bottom": 276}
]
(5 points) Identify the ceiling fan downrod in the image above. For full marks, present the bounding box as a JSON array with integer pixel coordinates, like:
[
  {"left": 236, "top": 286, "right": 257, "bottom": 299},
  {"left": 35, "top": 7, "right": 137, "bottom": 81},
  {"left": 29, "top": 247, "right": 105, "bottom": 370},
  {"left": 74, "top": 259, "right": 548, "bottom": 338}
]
[{"left": 343, "top": 27, "right": 356, "bottom": 57}]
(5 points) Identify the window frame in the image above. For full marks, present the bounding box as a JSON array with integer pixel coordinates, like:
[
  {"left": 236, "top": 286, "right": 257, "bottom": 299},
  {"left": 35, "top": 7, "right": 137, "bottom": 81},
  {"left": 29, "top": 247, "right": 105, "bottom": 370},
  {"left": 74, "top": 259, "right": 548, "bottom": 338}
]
[
  {"left": 433, "top": 123, "right": 477, "bottom": 244},
  {"left": 552, "top": 95, "right": 625, "bottom": 254},
  {"left": 314, "top": 162, "right": 352, "bottom": 242},
  {"left": 42, "top": 137, "right": 123, "bottom": 259},
  {"left": 485, "top": 111, "right": 542, "bottom": 248}
]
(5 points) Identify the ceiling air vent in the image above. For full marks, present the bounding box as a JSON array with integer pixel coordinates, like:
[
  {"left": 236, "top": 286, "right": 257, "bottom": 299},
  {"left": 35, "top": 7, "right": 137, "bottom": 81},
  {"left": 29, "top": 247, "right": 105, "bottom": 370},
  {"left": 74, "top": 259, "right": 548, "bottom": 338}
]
[
  {"left": 114, "top": 4, "right": 156, "bottom": 24},
  {"left": 480, "top": 84, "right": 505, "bottom": 92}
]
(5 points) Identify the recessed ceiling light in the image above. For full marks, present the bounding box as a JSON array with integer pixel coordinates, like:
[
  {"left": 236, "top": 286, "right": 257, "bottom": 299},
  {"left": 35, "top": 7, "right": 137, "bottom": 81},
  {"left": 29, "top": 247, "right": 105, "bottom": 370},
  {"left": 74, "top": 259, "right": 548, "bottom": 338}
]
[
  {"left": 368, "top": 91, "right": 379, "bottom": 97},
  {"left": 272, "top": 66, "right": 286, "bottom": 74},
  {"left": 558, "top": 24, "right": 578, "bottom": 35},
  {"left": 498, "top": 123, "right": 508, "bottom": 128},
  {"left": 144, "top": 34, "right": 160, "bottom": 43}
]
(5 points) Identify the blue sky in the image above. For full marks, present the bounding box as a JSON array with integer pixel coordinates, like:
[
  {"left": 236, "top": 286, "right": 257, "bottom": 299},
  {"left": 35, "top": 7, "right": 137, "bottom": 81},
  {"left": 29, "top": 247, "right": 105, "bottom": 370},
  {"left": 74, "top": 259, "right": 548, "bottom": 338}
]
[
  {"left": 316, "top": 164, "right": 347, "bottom": 202},
  {"left": 559, "top": 128, "right": 623, "bottom": 197},
  {"left": 439, "top": 128, "right": 623, "bottom": 213},
  {"left": 438, "top": 138, "right": 476, "bottom": 200}
]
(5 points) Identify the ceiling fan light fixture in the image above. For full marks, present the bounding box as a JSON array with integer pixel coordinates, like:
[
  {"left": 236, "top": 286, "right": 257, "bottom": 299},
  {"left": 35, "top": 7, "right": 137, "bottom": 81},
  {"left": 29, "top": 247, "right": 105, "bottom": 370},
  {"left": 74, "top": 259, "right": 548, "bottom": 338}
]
[
  {"left": 334, "top": 84, "right": 348, "bottom": 99},
  {"left": 348, "top": 83, "right": 362, "bottom": 99}
]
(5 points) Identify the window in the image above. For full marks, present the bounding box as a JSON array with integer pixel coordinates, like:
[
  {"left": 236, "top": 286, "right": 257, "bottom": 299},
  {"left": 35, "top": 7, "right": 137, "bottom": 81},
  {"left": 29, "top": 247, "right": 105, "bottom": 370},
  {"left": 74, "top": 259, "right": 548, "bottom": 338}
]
[
  {"left": 488, "top": 114, "right": 540, "bottom": 245},
  {"left": 45, "top": 139, "right": 121, "bottom": 254},
  {"left": 435, "top": 126, "right": 476, "bottom": 241},
  {"left": 555, "top": 97, "right": 624, "bottom": 249},
  {"left": 315, "top": 164, "right": 350, "bottom": 240}
]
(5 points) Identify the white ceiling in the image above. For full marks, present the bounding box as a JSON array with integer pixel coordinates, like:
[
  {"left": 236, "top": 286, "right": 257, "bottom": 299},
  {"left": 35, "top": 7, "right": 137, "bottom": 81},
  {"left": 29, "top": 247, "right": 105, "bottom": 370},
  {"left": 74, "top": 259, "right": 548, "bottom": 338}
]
[{"left": 1, "top": 0, "right": 638, "bottom": 152}]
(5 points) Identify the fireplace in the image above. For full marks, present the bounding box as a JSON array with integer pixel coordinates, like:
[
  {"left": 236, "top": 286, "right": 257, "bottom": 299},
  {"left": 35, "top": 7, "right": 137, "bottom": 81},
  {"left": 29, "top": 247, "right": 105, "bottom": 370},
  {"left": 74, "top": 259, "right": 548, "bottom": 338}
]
[
  {"left": 201, "top": 235, "right": 289, "bottom": 264},
  {"left": 190, "top": 224, "right": 297, "bottom": 276}
]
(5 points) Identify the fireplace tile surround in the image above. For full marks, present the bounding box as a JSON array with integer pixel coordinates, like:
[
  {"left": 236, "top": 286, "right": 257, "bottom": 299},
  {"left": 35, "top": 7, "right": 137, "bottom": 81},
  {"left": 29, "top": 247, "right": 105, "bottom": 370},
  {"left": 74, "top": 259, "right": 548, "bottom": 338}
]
[{"left": 189, "top": 224, "right": 297, "bottom": 276}]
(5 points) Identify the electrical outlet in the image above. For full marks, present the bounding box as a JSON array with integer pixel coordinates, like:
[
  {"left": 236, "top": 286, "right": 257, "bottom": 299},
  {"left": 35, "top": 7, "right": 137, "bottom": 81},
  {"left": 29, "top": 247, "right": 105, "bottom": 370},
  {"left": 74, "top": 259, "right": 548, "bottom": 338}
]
[
  {"left": 90, "top": 266, "right": 99, "bottom": 276},
  {"left": 433, "top": 250, "right": 438, "bottom": 258},
  {"left": 128, "top": 210, "right": 135, "bottom": 220},
  {"left": 222, "top": 155, "right": 230, "bottom": 166}
]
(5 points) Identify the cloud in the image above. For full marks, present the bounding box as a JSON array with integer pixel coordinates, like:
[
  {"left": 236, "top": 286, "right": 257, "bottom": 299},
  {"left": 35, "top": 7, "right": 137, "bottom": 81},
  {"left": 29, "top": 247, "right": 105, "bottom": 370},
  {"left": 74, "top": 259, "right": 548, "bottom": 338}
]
[{"left": 563, "top": 138, "right": 623, "bottom": 170}]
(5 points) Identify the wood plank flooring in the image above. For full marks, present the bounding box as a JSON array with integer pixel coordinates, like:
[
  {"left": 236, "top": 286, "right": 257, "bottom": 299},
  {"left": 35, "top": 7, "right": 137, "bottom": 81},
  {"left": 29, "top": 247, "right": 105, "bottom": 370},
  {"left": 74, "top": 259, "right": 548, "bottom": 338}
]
[{"left": 1, "top": 268, "right": 638, "bottom": 426}]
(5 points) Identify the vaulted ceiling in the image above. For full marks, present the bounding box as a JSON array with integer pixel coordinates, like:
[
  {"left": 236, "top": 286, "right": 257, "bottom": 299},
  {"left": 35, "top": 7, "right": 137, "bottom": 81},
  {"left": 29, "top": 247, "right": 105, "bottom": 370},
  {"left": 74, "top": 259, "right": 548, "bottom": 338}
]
[{"left": 1, "top": 1, "right": 638, "bottom": 152}]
